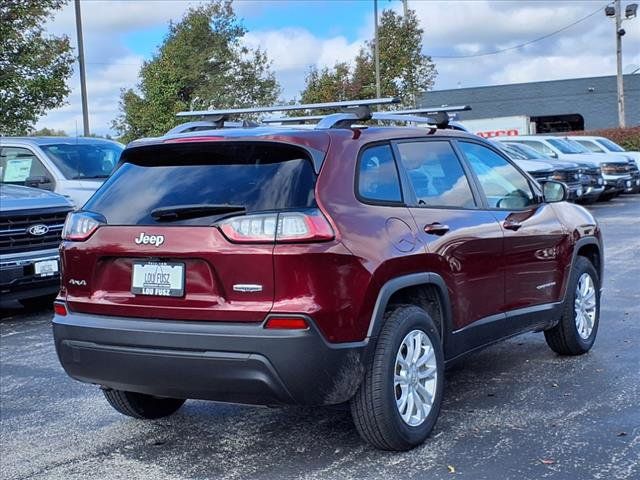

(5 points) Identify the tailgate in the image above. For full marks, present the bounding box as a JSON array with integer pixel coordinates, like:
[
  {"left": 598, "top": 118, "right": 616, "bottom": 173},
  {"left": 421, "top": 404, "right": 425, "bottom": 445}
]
[{"left": 62, "top": 225, "right": 274, "bottom": 321}]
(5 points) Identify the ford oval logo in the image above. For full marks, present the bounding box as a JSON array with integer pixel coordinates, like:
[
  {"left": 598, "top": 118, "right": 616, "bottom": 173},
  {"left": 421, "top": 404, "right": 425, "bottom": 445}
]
[{"left": 27, "top": 224, "right": 49, "bottom": 236}]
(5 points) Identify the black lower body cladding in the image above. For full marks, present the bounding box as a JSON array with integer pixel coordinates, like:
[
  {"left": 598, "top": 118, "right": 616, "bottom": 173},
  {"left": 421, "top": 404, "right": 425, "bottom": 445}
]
[{"left": 53, "top": 312, "right": 367, "bottom": 406}]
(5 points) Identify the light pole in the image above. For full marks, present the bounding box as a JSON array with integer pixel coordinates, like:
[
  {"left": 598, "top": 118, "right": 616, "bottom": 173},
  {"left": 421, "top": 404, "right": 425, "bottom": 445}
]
[
  {"left": 606, "top": 1, "right": 638, "bottom": 128},
  {"left": 74, "top": 0, "right": 90, "bottom": 136},
  {"left": 374, "top": 0, "right": 381, "bottom": 98}
]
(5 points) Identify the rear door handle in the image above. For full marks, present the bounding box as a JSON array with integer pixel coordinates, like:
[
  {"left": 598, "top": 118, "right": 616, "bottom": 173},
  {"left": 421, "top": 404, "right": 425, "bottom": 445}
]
[
  {"left": 424, "top": 222, "right": 450, "bottom": 236},
  {"left": 503, "top": 220, "right": 522, "bottom": 231}
]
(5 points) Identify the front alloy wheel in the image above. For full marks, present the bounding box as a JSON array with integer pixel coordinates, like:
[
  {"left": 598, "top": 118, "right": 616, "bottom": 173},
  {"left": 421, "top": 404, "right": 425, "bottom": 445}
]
[
  {"left": 574, "top": 272, "right": 597, "bottom": 340},
  {"left": 544, "top": 256, "right": 600, "bottom": 355}
]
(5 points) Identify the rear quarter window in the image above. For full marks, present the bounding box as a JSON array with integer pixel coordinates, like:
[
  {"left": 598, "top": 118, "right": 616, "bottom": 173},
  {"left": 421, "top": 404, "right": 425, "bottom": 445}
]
[{"left": 357, "top": 144, "right": 402, "bottom": 203}]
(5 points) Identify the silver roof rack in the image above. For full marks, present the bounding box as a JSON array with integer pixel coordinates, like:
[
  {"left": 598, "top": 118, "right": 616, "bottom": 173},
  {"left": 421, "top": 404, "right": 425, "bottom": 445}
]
[
  {"left": 387, "top": 105, "right": 471, "bottom": 115},
  {"left": 263, "top": 105, "right": 472, "bottom": 129},
  {"left": 176, "top": 97, "right": 400, "bottom": 118},
  {"left": 170, "top": 99, "right": 470, "bottom": 132},
  {"left": 265, "top": 112, "right": 449, "bottom": 126}
]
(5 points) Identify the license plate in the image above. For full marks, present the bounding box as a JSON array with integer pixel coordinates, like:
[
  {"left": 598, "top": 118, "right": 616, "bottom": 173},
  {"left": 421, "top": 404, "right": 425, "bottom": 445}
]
[
  {"left": 626, "top": 180, "right": 632, "bottom": 188},
  {"left": 131, "top": 261, "right": 184, "bottom": 297},
  {"left": 34, "top": 259, "right": 59, "bottom": 277}
]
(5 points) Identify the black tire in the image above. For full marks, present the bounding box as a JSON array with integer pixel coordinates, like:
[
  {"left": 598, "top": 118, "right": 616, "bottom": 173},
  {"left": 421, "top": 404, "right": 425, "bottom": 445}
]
[
  {"left": 350, "top": 304, "right": 444, "bottom": 451},
  {"left": 102, "top": 388, "right": 185, "bottom": 419},
  {"left": 544, "top": 256, "right": 600, "bottom": 355},
  {"left": 19, "top": 293, "right": 57, "bottom": 310}
]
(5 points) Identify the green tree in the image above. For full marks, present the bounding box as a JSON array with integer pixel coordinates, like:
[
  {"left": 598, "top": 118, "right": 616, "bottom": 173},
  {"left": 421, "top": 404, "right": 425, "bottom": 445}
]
[
  {"left": 113, "top": 1, "right": 280, "bottom": 142},
  {"left": 0, "top": 0, "right": 74, "bottom": 135},
  {"left": 300, "top": 62, "right": 354, "bottom": 104},
  {"left": 300, "top": 8, "right": 436, "bottom": 107},
  {"left": 30, "top": 127, "right": 68, "bottom": 136}
]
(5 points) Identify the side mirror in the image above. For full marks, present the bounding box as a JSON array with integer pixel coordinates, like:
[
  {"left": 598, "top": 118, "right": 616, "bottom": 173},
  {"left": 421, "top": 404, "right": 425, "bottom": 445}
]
[
  {"left": 549, "top": 151, "right": 558, "bottom": 159},
  {"left": 25, "top": 176, "right": 54, "bottom": 190},
  {"left": 25, "top": 176, "right": 51, "bottom": 186},
  {"left": 541, "top": 180, "right": 567, "bottom": 203}
]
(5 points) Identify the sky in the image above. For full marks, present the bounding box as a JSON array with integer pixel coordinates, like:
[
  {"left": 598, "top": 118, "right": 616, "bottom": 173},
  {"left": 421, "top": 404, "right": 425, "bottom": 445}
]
[{"left": 36, "top": 0, "right": 640, "bottom": 136}]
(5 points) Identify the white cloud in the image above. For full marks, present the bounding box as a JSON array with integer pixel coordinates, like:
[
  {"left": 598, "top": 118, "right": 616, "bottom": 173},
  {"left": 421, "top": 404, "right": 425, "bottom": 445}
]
[
  {"left": 36, "top": 55, "right": 144, "bottom": 136},
  {"left": 407, "top": 0, "right": 640, "bottom": 89},
  {"left": 46, "top": 1, "right": 199, "bottom": 35},
  {"left": 243, "top": 28, "right": 363, "bottom": 72}
]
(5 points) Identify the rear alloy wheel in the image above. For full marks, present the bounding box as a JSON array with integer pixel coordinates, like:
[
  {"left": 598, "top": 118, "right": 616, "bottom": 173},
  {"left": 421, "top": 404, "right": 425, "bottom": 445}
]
[
  {"left": 394, "top": 330, "right": 438, "bottom": 426},
  {"left": 544, "top": 256, "right": 600, "bottom": 355},
  {"left": 103, "top": 388, "right": 185, "bottom": 419},
  {"left": 350, "top": 304, "right": 444, "bottom": 451}
]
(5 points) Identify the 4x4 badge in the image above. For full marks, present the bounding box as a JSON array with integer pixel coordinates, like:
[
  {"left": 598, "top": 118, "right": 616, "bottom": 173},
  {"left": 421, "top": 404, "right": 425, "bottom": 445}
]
[{"left": 134, "top": 232, "right": 164, "bottom": 247}]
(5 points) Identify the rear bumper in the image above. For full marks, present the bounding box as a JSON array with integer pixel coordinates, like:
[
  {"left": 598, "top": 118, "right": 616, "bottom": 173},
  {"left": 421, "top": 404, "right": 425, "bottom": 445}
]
[{"left": 53, "top": 311, "right": 366, "bottom": 406}]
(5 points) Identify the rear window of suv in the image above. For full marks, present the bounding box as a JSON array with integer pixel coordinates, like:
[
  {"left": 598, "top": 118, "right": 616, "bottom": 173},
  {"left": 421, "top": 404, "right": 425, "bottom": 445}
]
[{"left": 84, "top": 142, "right": 317, "bottom": 225}]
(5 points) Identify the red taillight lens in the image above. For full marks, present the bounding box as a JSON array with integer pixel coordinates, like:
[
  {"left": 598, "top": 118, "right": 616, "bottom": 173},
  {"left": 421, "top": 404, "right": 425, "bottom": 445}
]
[
  {"left": 54, "top": 302, "right": 68, "bottom": 316},
  {"left": 62, "top": 211, "right": 106, "bottom": 241},
  {"left": 218, "top": 209, "right": 334, "bottom": 243},
  {"left": 264, "top": 316, "right": 309, "bottom": 330}
]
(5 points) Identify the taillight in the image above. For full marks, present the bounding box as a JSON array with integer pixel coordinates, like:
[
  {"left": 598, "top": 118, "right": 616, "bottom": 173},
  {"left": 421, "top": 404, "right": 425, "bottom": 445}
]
[
  {"left": 62, "top": 211, "right": 106, "bottom": 241},
  {"left": 218, "top": 209, "right": 333, "bottom": 243}
]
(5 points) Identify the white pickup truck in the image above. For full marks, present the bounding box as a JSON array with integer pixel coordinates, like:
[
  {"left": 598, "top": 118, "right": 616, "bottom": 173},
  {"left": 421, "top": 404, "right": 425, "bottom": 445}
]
[{"left": 0, "top": 137, "right": 123, "bottom": 208}]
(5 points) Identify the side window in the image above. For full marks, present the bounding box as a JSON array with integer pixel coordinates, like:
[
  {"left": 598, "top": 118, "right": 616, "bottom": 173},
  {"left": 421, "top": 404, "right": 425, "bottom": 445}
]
[
  {"left": 396, "top": 141, "right": 476, "bottom": 208},
  {"left": 459, "top": 142, "right": 536, "bottom": 210},
  {"left": 576, "top": 140, "right": 604, "bottom": 153},
  {"left": 0, "top": 147, "right": 49, "bottom": 184},
  {"left": 358, "top": 144, "right": 402, "bottom": 203}
]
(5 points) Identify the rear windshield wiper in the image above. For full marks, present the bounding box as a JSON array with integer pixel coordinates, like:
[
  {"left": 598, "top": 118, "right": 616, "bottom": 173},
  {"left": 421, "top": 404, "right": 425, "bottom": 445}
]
[{"left": 150, "top": 204, "right": 246, "bottom": 221}]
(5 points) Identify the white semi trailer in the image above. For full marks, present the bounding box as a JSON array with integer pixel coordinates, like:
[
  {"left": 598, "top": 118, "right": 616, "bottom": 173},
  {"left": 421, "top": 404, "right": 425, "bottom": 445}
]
[{"left": 460, "top": 115, "right": 536, "bottom": 138}]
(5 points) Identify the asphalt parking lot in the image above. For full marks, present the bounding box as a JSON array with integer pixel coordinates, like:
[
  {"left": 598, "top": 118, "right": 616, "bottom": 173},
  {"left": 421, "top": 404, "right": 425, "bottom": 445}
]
[{"left": 1, "top": 196, "right": 639, "bottom": 480}]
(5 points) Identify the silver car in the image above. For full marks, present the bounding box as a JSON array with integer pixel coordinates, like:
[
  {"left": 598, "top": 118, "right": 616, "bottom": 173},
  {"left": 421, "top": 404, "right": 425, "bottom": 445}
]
[{"left": 0, "top": 137, "right": 124, "bottom": 207}]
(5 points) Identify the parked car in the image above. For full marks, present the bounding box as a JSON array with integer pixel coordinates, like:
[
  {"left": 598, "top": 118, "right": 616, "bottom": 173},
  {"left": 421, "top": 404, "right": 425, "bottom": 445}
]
[
  {"left": 498, "top": 136, "right": 628, "bottom": 201},
  {"left": 571, "top": 135, "right": 640, "bottom": 163},
  {"left": 53, "top": 104, "right": 603, "bottom": 451},
  {"left": 496, "top": 140, "right": 604, "bottom": 204},
  {"left": 563, "top": 137, "right": 640, "bottom": 194},
  {"left": 0, "top": 137, "right": 124, "bottom": 207},
  {"left": 495, "top": 142, "right": 584, "bottom": 201},
  {"left": 0, "top": 184, "right": 73, "bottom": 307}
]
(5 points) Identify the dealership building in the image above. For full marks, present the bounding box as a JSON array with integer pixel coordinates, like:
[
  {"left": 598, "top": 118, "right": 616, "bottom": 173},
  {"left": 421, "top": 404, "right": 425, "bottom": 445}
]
[{"left": 420, "top": 74, "right": 639, "bottom": 132}]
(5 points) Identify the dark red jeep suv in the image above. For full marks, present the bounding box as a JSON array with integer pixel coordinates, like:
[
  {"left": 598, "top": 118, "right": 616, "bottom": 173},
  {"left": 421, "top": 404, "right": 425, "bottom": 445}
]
[{"left": 53, "top": 102, "right": 603, "bottom": 451}]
